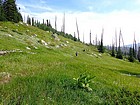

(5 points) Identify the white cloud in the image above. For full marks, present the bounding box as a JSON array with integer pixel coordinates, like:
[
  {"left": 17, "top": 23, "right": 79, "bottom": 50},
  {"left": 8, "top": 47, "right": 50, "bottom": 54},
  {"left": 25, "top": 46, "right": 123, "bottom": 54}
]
[{"left": 39, "top": 0, "right": 46, "bottom": 4}]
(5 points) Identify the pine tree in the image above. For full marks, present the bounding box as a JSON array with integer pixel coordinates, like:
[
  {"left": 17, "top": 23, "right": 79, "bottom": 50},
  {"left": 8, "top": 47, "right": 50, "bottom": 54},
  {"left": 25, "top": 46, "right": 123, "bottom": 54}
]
[
  {"left": 99, "top": 28, "right": 104, "bottom": 53},
  {"left": 48, "top": 20, "right": 52, "bottom": 27},
  {"left": 111, "top": 44, "right": 115, "bottom": 57},
  {"left": 43, "top": 19, "right": 45, "bottom": 25},
  {"left": 3, "top": 0, "right": 23, "bottom": 23},
  {"left": 0, "top": 0, "right": 7, "bottom": 21},
  {"left": 128, "top": 47, "right": 135, "bottom": 62},
  {"left": 46, "top": 19, "right": 49, "bottom": 26},
  {"left": 32, "top": 17, "right": 34, "bottom": 26},
  {"left": 74, "top": 32, "right": 77, "bottom": 41},
  {"left": 34, "top": 20, "right": 37, "bottom": 26},
  {"left": 138, "top": 47, "right": 140, "bottom": 62},
  {"left": 133, "top": 34, "right": 137, "bottom": 59}
]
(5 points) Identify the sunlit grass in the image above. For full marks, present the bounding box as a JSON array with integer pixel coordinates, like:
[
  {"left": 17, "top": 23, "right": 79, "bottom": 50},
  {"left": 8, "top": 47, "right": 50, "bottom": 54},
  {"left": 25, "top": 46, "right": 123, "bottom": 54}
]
[{"left": 0, "top": 22, "right": 140, "bottom": 104}]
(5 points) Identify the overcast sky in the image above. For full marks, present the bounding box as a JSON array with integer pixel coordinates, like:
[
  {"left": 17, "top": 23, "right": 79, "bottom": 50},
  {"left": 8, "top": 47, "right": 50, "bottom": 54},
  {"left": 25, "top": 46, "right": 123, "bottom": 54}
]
[{"left": 16, "top": 0, "right": 140, "bottom": 45}]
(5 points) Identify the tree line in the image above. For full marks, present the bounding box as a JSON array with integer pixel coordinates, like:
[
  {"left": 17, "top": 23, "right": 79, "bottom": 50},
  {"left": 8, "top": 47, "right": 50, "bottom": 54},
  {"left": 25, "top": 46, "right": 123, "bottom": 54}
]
[
  {"left": 0, "top": 0, "right": 140, "bottom": 63},
  {"left": 0, "top": 0, "right": 23, "bottom": 23},
  {"left": 25, "top": 15, "right": 79, "bottom": 42},
  {"left": 109, "top": 29, "right": 140, "bottom": 62}
]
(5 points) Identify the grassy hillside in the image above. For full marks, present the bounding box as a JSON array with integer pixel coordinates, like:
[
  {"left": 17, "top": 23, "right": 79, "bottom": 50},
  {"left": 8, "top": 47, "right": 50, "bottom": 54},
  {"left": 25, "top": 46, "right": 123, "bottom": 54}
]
[{"left": 0, "top": 22, "right": 140, "bottom": 104}]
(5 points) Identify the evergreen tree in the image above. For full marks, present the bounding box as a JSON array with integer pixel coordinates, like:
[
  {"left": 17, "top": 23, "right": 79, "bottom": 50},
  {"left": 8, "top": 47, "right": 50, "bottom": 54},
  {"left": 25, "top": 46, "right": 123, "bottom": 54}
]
[
  {"left": 138, "top": 47, "right": 140, "bottom": 62},
  {"left": 34, "top": 20, "right": 37, "bottom": 26},
  {"left": 74, "top": 32, "right": 77, "bottom": 41},
  {"left": 116, "top": 48, "right": 123, "bottom": 59},
  {"left": 99, "top": 28, "right": 104, "bottom": 53},
  {"left": 3, "top": 0, "right": 23, "bottom": 23},
  {"left": 0, "top": 0, "right": 7, "bottom": 21},
  {"left": 43, "top": 19, "right": 45, "bottom": 25},
  {"left": 46, "top": 19, "right": 49, "bottom": 26},
  {"left": 128, "top": 47, "right": 135, "bottom": 62},
  {"left": 111, "top": 44, "right": 115, "bottom": 57},
  {"left": 133, "top": 34, "right": 137, "bottom": 59},
  {"left": 32, "top": 17, "right": 34, "bottom": 26},
  {"left": 48, "top": 20, "right": 51, "bottom": 27},
  {"left": 133, "top": 44, "right": 136, "bottom": 59}
]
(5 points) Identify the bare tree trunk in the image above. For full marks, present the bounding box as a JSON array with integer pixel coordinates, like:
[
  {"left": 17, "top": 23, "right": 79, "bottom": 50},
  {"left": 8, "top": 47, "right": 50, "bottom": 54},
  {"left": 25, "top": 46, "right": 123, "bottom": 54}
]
[
  {"left": 55, "top": 15, "right": 57, "bottom": 31},
  {"left": 62, "top": 13, "right": 65, "bottom": 33},
  {"left": 90, "top": 30, "right": 92, "bottom": 44},
  {"left": 115, "top": 28, "right": 117, "bottom": 52},
  {"left": 83, "top": 32, "right": 84, "bottom": 43},
  {"left": 76, "top": 18, "right": 80, "bottom": 41},
  {"left": 134, "top": 33, "right": 137, "bottom": 59},
  {"left": 96, "top": 34, "right": 97, "bottom": 46}
]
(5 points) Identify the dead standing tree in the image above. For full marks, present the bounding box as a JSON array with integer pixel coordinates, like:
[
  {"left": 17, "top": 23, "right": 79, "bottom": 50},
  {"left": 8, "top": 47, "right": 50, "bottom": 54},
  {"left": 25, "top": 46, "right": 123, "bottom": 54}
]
[
  {"left": 61, "top": 13, "right": 65, "bottom": 33},
  {"left": 55, "top": 15, "right": 57, "bottom": 31},
  {"left": 89, "top": 30, "right": 92, "bottom": 45},
  {"left": 133, "top": 33, "right": 137, "bottom": 59},
  {"left": 76, "top": 18, "right": 80, "bottom": 41}
]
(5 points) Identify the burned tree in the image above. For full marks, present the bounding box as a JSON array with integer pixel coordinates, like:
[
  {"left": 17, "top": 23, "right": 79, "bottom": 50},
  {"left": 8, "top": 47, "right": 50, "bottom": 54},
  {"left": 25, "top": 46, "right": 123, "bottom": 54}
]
[
  {"left": 98, "top": 28, "right": 104, "bottom": 53},
  {"left": 89, "top": 30, "right": 92, "bottom": 45},
  {"left": 116, "top": 29, "right": 123, "bottom": 59},
  {"left": 76, "top": 18, "right": 80, "bottom": 41}
]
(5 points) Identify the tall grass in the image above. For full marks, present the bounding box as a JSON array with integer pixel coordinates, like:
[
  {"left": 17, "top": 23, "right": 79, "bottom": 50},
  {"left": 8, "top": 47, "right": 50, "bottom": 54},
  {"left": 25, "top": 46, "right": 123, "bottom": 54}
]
[{"left": 0, "top": 22, "right": 140, "bottom": 104}]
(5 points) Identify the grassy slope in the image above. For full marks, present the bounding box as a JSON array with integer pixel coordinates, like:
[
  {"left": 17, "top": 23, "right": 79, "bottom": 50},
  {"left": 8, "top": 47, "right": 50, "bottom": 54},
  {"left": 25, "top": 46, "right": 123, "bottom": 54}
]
[{"left": 0, "top": 22, "right": 140, "bottom": 104}]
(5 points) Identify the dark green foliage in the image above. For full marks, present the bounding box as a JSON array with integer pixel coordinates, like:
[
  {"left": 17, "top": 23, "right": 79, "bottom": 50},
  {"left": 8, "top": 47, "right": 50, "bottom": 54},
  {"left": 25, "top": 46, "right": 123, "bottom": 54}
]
[
  {"left": 0, "top": 0, "right": 7, "bottom": 21},
  {"left": 46, "top": 19, "right": 51, "bottom": 27},
  {"left": 43, "top": 19, "right": 44, "bottom": 25},
  {"left": 32, "top": 17, "right": 34, "bottom": 26},
  {"left": 73, "top": 32, "right": 77, "bottom": 41},
  {"left": 73, "top": 73, "right": 95, "bottom": 91},
  {"left": 111, "top": 44, "right": 115, "bottom": 57},
  {"left": 128, "top": 47, "right": 135, "bottom": 62},
  {"left": 98, "top": 30, "right": 104, "bottom": 53},
  {"left": 98, "top": 44, "right": 105, "bottom": 53},
  {"left": 3, "top": 0, "right": 23, "bottom": 23},
  {"left": 133, "top": 47, "right": 135, "bottom": 58},
  {"left": 27, "top": 15, "right": 31, "bottom": 25},
  {"left": 138, "top": 47, "right": 140, "bottom": 62},
  {"left": 35, "top": 20, "right": 78, "bottom": 42},
  {"left": 73, "top": 36, "right": 78, "bottom": 41},
  {"left": 116, "top": 47, "right": 123, "bottom": 59},
  {"left": 133, "top": 44, "right": 137, "bottom": 59}
]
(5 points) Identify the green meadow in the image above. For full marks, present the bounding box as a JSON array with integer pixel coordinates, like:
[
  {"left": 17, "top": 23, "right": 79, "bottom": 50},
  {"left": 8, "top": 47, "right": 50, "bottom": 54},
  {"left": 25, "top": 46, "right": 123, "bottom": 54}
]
[{"left": 0, "top": 22, "right": 140, "bottom": 104}]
